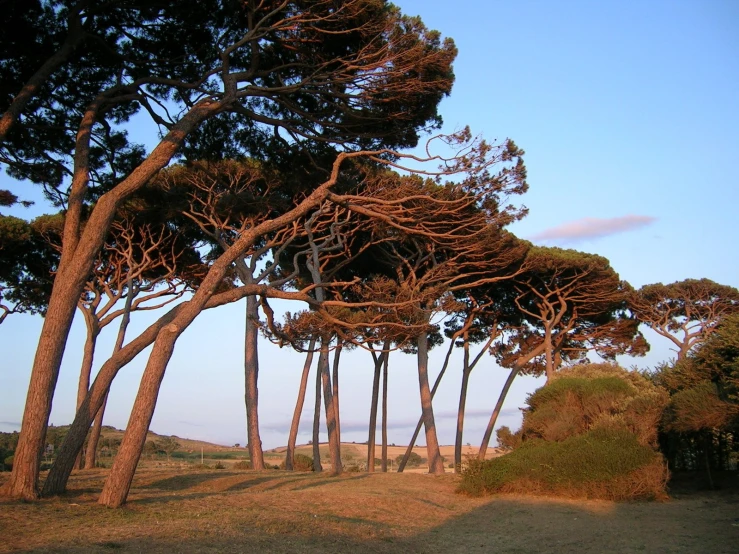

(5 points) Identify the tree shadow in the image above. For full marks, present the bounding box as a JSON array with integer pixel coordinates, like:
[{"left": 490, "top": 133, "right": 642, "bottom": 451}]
[{"left": 143, "top": 471, "right": 237, "bottom": 491}]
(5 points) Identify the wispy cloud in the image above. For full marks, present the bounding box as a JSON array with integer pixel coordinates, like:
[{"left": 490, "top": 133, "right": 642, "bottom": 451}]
[{"left": 531, "top": 215, "right": 657, "bottom": 243}]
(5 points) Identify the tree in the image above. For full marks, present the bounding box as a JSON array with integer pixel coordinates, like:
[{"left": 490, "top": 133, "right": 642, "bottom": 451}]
[
  {"left": 157, "top": 437, "right": 180, "bottom": 462},
  {"left": 629, "top": 279, "right": 739, "bottom": 360},
  {"left": 2, "top": 0, "right": 457, "bottom": 500}
]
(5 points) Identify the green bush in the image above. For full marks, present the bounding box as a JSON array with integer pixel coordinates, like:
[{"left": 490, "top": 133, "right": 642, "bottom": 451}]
[
  {"left": 4, "top": 455, "right": 14, "bottom": 471},
  {"left": 279, "top": 453, "right": 314, "bottom": 471},
  {"left": 459, "top": 426, "right": 667, "bottom": 500},
  {"left": 232, "top": 460, "right": 251, "bottom": 470},
  {"left": 396, "top": 452, "right": 423, "bottom": 467}
]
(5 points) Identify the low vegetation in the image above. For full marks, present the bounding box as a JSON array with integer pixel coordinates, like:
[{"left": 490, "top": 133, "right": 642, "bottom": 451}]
[{"left": 460, "top": 364, "right": 670, "bottom": 500}]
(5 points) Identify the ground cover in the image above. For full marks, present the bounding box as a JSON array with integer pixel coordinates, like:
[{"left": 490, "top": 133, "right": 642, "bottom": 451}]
[{"left": 1, "top": 466, "right": 737, "bottom": 553}]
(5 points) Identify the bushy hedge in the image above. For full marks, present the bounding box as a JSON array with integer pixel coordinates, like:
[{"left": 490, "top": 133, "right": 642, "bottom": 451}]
[
  {"left": 461, "top": 363, "right": 669, "bottom": 500},
  {"left": 460, "top": 426, "right": 667, "bottom": 500}
]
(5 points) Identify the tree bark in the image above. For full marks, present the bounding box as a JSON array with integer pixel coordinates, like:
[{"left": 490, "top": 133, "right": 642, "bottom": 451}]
[
  {"left": 416, "top": 332, "right": 444, "bottom": 474},
  {"left": 544, "top": 325, "right": 554, "bottom": 383},
  {"left": 286, "top": 337, "right": 316, "bottom": 470},
  {"left": 454, "top": 336, "right": 471, "bottom": 473},
  {"left": 319, "top": 338, "right": 342, "bottom": 475},
  {"left": 244, "top": 294, "right": 264, "bottom": 470},
  {"left": 84, "top": 393, "right": 107, "bottom": 469},
  {"left": 98, "top": 325, "right": 181, "bottom": 508},
  {"left": 332, "top": 343, "right": 342, "bottom": 446},
  {"left": 75, "top": 310, "right": 99, "bottom": 469},
  {"left": 312, "top": 358, "right": 323, "bottom": 473},
  {"left": 397, "top": 338, "right": 456, "bottom": 472},
  {"left": 367, "top": 349, "right": 384, "bottom": 472},
  {"left": 381, "top": 345, "right": 390, "bottom": 472},
  {"left": 479, "top": 367, "right": 519, "bottom": 460}
]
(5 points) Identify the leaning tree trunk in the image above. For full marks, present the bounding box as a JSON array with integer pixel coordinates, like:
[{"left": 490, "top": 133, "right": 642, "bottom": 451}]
[
  {"left": 454, "top": 336, "right": 471, "bottom": 473},
  {"left": 312, "top": 359, "right": 323, "bottom": 473},
  {"left": 416, "top": 332, "right": 444, "bottom": 474},
  {"left": 479, "top": 367, "right": 519, "bottom": 460},
  {"left": 398, "top": 338, "right": 456, "bottom": 472},
  {"left": 381, "top": 346, "right": 390, "bottom": 472},
  {"left": 286, "top": 337, "right": 316, "bottom": 470},
  {"left": 84, "top": 394, "right": 107, "bottom": 469},
  {"left": 98, "top": 325, "right": 182, "bottom": 508},
  {"left": 544, "top": 325, "right": 554, "bottom": 383},
  {"left": 244, "top": 294, "right": 264, "bottom": 470},
  {"left": 367, "top": 348, "right": 385, "bottom": 472},
  {"left": 319, "top": 338, "right": 342, "bottom": 475}
]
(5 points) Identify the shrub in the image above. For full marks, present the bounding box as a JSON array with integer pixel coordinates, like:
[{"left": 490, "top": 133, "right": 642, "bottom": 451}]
[
  {"left": 459, "top": 426, "right": 667, "bottom": 500},
  {"left": 4, "top": 455, "right": 13, "bottom": 471},
  {"left": 214, "top": 461, "right": 226, "bottom": 470},
  {"left": 232, "top": 460, "right": 251, "bottom": 470},
  {"left": 278, "top": 453, "right": 315, "bottom": 471},
  {"left": 395, "top": 452, "right": 423, "bottom": 467},
  {"left": 345, "top": 464, "right": 362, "bottom": 473}
]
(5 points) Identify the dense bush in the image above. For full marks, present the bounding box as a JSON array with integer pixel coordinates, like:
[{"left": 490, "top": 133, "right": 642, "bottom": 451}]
[
  {"left": 461, "top": 363, "right": 669, "bottom": 500},
  {"left": 232, "top": 460, "right": 252, "bottom": 470},
  {"left": 396, "top": 452, "right": 423, "bottom": 467},
  {"left": 279, "top": 453, "right": 315, "bottom": 472},
  {"left": 459, "top": 426, "right": 667, "bottom": 500}
]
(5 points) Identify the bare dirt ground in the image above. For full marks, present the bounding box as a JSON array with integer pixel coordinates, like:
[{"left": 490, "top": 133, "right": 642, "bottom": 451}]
[{"left": 1, "top": 466, "right": 737, "bottom": 553}]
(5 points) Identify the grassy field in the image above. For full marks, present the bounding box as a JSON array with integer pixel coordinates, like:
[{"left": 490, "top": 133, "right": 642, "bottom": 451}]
[{"left": 1, "top": 464, "right": 738, "bottom": 553}]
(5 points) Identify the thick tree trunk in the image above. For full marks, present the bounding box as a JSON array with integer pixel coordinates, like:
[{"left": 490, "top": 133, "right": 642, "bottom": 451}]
[
  {"left": 416, "top": 332, "right": 444, "bottom": 474},
  {"left": 367, "top": 350, "right": 384, "bottom": 472},
  {"left": 397, "top": 338, "right": 456, "bottom": 473},
  {"left": 381, "top": 346, "right": 389, "bottom": 472},
  {"left": 454, "top": 337, "right": 471, "bottom": 473},
  {"left": 286, "top": 337, "right": 316, "bottom": 470},
  {"left": 244, "top": 294, "right": 264, "bottom": 470},
  {"left": 479, "top": 367, "right": 519, "bottom": 460},
  {"left": 319, "top": 338, "right": 342, "bottom": 475},
  {"left": 98, "top": 325, "right": 181, "bottom": 508},
  {"left": 332, "top": 344, "right": 342, "bottom": 446},
  {"left": 84, "top": 393, "right": 107, "bottom": 469},
  {"left": 312, "top": 359, "right": 323, "bottom": 473}
]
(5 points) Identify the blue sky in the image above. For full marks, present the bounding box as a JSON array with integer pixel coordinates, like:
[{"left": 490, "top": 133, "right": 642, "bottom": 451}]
[{"left": 1, "top": 0, "right": 738, "bottom": 450}]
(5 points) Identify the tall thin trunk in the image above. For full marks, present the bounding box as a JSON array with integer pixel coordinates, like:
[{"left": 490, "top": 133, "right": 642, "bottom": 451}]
[
  {"left": 84, "top": 394, "right": 107, "bottom": 469},
  {"left": 312, "top": 358, "right": 323, "bottom": 473},
  {"left": 367, "top": 349, "right": 384, "bottom": 472},
  {"left": 454, "top": 335, "right": 471, "bottom": 473},
  {"left": 286, "top": 337, "right": 316, "bottom": 470},
  {"left": 319, "top": 338, "right": 342, "bottom": 475},
  {"left": 416, "top": 332, "right": 444, "bottom": 474},
  {"left": 75, "top": 310, "right": 99, "bottom": 470},
  {"left": 381, "top": 345, "right": 389, "bottom": 472},
  {"left": 332, "top": 343, "right": 342, "bottom": 446},
  {"left": 398, "top": 338, "right": 456, "bottom": 472},
  {"left": 86, "top": 281, "right": 135, "bottom": 470},
  {"left": 244, "top": 294, "right": 264, "bottom": 470},
  {"left": 479, "top": 367, "right": 519, "bottom": 460}
]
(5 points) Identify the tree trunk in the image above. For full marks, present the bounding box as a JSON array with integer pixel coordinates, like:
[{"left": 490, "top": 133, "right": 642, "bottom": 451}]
[
  {"left": 381, "top": 345, "right": 390, "bottom": 472},
  {"left": 397, "top": 338, "right": 456, "bottom": 472},
  {"left": 312, "top": 359, "right": 323, "bottom": 473},
  {"left": 75, "top": 310, "right": 99, "bottom": 470},
  {"left": 454, "top": 337, "right": 471, "bottom": 473},
  {"left": 479, "top": 367, "right": 519, "bottom": 460},
  {"left": 286, "top": 337, "right": 316, "bottom": 470},
  {"left": 98, "top": 325, "right": 181, "bottom": 508},
  {"left": 332, "top": 343, "right": 342, "bottom": 446},
  {"left": 416, "top": 332, "right": 444, "bottom": 474},
  {"left": 319, "top": 338, "right": 342, "bottom": 475},
  {"left": 84, "top": 393, "right": 107, "bottom": 469},
  {"left": 244, "top": 294, "right": 264, "bottom": 470},
  {"left": 544, "top": 325, "right": 554, "bottom": 383},
  {"left": 367, "top": 349, "right": 384, "bottom": 472}
]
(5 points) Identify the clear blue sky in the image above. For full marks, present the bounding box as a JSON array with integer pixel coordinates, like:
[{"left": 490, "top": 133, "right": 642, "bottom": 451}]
[{"left": 1, "top": 0, "right": 737, "bottom": 449}]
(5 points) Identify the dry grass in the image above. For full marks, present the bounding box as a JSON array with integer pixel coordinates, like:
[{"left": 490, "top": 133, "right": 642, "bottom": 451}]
[{"left": 1, "top": 466, "right": 737, "bottom": 553}]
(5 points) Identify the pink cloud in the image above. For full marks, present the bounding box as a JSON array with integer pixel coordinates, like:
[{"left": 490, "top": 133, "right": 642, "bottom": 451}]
[{"left": 531, "top": 215, "right": 657, "bottom": 243}]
